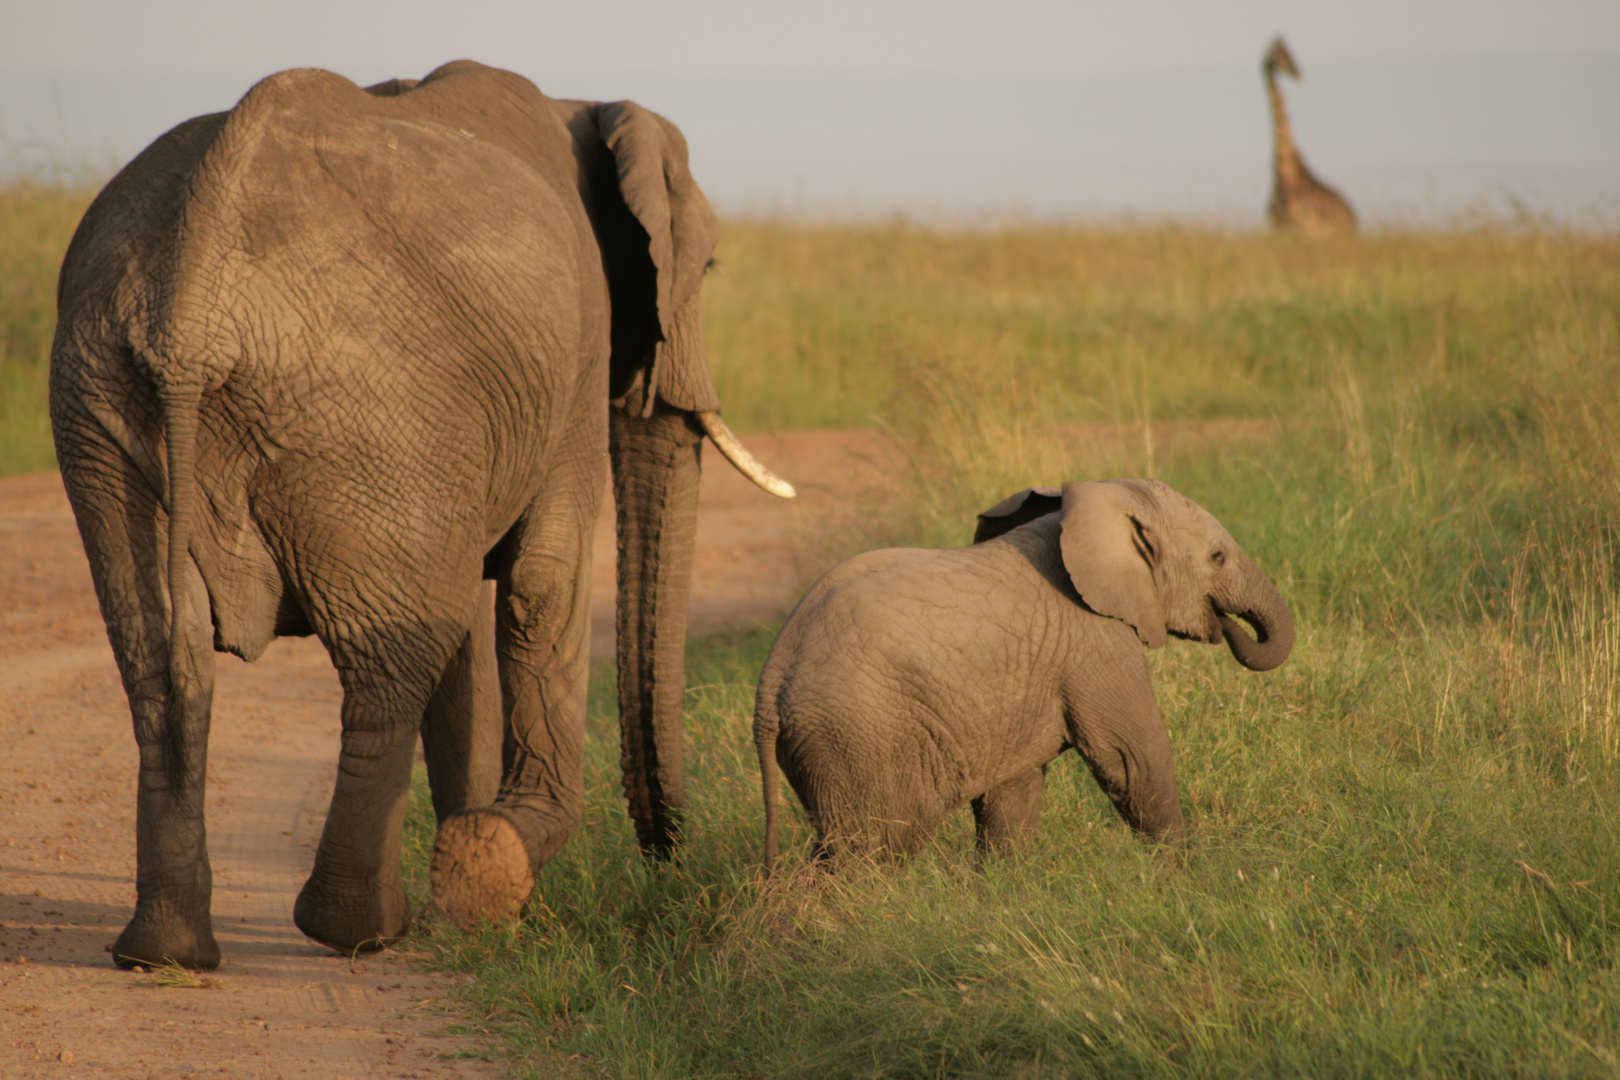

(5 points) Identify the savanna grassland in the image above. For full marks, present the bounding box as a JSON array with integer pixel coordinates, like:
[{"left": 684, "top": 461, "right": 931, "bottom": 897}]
[
  {"left": 6, "top": 184, "right": 1618, "bottom": 1076},
  {"left": 418, "top": 221, "right": 1620, "bottom": 1079}
]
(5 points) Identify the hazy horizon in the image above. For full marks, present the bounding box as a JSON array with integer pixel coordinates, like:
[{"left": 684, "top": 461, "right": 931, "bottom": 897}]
[{"left": 3, "top": 2, "right": 1616, "bottom": 225}]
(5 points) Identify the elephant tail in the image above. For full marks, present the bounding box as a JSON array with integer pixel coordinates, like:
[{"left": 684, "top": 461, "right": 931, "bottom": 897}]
[
  {"left": 146, "top": 372, "right": 217, "bottom": 786},
  {"left": 753, "top": 673, "right": 783, "bottom": 875}
]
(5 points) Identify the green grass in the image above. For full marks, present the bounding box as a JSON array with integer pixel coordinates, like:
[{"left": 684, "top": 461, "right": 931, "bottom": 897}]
[
  {"left": 703, "top": 222, "right": 1619, "bottom": 438},
  {"left": 402, "top": 626, "right": 1619, "bottom": 1078},
  {"left": 0, "top": 183, "right": 93, "bottom": 475},
  {"left": 8, "top": 182, "right": 1620, "bottom": 1075}
]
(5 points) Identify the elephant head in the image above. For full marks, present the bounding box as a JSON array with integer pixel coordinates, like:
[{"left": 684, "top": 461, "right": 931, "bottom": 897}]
[{"left": 976, "top": 479, "right": 1293, "bottom": 671}]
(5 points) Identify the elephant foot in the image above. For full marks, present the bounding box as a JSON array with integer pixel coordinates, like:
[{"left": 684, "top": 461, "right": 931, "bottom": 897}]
[
  {"left": 430, "top": 809, "right": 535, "bottom": 931},
  {"left": 292, "top": 875, "right": 413, "bottom": 955},
  {"left": 113, "top": 904, "right": 221, "bottom": 971}
]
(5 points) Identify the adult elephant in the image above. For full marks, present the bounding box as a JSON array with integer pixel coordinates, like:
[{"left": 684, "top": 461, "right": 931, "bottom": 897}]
[{"left": 49, "top": 60, "right": 792, "bottom": 970}]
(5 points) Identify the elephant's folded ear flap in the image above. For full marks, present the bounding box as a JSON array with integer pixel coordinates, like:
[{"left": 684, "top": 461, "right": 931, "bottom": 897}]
[
  {"left": 598, "top": 100, "right": 722, "bottom": 414},
  {"left": 974, "top": 486, "right": 1064, "bottom": 544},
  {"left": 600, "top": 102, "right": 675, "bottom": 329},
  {"left": 1058, "top": 481, "right": 1167, "bottom": 648}
]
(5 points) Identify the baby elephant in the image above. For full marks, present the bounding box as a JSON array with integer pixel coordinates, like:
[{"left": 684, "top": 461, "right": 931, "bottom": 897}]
[{"left": 754, "top": 478, "right": 1293, "bottom": 869}]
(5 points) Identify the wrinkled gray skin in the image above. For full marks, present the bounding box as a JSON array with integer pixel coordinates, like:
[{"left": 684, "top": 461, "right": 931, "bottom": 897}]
[
  {"left": 50, "top": 61, "right": 776, "bottom": 969},
  {"left": 755, "top": 479, "right": 1294, "bottom": 867}
]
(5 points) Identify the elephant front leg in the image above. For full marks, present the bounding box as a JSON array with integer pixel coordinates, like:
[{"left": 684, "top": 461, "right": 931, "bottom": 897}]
[
  {"left": 1069, "top": 687, "right": 1186, "bottom": 842},
  {"left": 430, "top": 483, "right": 597, "bottom": 931},
  {"left": 971, "top": 766, "right": 1047, "bottom": 854},
  {"left": 419, "top": 580, "right": 503, "bottom": 823}
]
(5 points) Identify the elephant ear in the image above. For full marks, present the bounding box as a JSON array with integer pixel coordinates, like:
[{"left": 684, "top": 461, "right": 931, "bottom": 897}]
[
  {"left": 974, "top": 486, "right": 1063, "bottom": 544},
  {"left": 1058, "top": 480, "right": 1167, "bottom": 648},
  {"left": 598, "top": 100, "right": 721, "bottom": 413}
]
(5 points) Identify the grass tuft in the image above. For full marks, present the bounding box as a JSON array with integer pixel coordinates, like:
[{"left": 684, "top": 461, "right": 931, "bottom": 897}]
[{"left": 147, "top": 959, "right": 222, "bottom": 989}]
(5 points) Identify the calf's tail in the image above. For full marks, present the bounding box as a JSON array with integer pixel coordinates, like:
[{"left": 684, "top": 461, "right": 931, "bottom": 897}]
[{"left": 753, "top": 675, "right": 783, "bottom": 874}]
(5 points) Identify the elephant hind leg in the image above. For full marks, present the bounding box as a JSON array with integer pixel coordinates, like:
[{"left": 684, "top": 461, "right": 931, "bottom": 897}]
[
  {"left": 61, "top": 447, "right": 222, "bottom": 970},
  {"left": 292, "top": 578, "right": 479, "bottom": 954},
  {"left": 113, "top": 554, "right": 221, "bottom": 970},
  {"left": 971, "top": 767, "right": 1046, "bottom": 855}
]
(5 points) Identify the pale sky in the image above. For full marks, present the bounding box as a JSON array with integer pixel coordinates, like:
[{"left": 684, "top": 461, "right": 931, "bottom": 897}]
[{"left": 3, "top": 1, "right": 1617, "bottom": 222}]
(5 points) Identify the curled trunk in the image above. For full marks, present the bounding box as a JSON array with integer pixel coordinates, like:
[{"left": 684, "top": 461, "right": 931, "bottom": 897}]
[
  {"left": 610, "top": 402, "right": 704, "bottom": 856},
  {"left": 1216, "top": 560, "right": 1295, "bottom": 672}
]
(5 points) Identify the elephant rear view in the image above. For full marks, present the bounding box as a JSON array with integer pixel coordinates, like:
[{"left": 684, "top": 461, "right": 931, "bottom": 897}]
[
  {"left": 755, "top": 478, "right": 1293, "bottom": 869},
  {"left": 50, "top": 60, "right": 796, "bottom": 969}
]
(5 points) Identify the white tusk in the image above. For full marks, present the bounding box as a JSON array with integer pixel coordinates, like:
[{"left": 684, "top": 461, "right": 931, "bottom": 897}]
[{"left": 696, "top": 411, "right": 796, "bottom": 499}]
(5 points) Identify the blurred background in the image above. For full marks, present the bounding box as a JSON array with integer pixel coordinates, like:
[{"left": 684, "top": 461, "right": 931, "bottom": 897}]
[{"left": 2, "top": 0, "right": 1616, "bottom": 225}]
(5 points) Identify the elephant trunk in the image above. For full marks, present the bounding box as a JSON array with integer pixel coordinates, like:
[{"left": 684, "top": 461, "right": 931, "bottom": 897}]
[
  {"left": 1214, "top": 559, "right": 1295, "bottom": 672},
  {"left": 610, "top": 402, "right": 704, "bottom": 857}
]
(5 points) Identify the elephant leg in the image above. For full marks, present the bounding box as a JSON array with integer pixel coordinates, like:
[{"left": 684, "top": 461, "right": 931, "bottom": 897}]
[
  {"left": 431, "top": 437, "right": 604, "bottom": 930},
  {"left": 419, "top": 580, "right": 502, "bottom": 823},
  {"left": 60, "top": 449, "right": 221, "bottom": 970},
  {"left": 292, "top": 682, "right": 427, "bottom": 952},
  {"left": 1069, "top": 681, "right": 1186, "bottom": 841},
  {"left": 971, "top": 766, "right": 1047, "bottom": 854},
  {"left": 291, "top": 558, "right": 477, "bottom": 953}
]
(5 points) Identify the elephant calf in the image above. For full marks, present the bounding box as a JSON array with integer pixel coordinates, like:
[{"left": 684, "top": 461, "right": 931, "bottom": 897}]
[{"left": 754, "top": 478, "right": 1294, "bottom": 868}]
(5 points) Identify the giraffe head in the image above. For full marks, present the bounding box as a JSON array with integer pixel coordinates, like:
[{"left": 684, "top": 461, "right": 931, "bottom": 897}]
[{"left": 1263, "top": 37, "right": 1301, "bottom": 81}]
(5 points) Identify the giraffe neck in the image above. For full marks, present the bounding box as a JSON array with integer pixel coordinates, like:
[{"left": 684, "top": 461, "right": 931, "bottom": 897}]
[{"left": 1266, "top": 71, "right": 1304, "bottom": 184}]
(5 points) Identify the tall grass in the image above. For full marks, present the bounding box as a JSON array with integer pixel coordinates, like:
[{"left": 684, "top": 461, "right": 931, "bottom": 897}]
[{"left": 704, "top": 222, "right": 1618, "bottom": 436}]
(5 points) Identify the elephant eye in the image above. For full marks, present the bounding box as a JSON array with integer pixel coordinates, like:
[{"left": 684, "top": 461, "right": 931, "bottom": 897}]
[{"left": 1211, "top": 550, "right": 1226, "bottom": 568}]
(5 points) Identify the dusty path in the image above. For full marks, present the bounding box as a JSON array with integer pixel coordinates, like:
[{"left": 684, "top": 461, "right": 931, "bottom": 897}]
[{"left": 0, "top": 430, "right": 889, "bottom": 1079}]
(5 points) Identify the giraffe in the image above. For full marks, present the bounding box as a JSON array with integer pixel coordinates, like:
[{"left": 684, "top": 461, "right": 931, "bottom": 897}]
[{"left": 1263, "top": 36, "right": 1356, "bottom": 235}]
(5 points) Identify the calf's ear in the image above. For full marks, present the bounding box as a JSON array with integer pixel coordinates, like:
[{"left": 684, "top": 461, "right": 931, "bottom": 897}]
[
  {"left": 974, "top": 486, "right": 1063, "bottom": 544},
  {"left": 1058, "top": 480, "right": 1167, "bottom": 648}
]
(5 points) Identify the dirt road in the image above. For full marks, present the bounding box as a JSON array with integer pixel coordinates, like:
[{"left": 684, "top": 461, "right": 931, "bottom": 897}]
[{"left": 0, "top": 430, "right": 888, "bottom": 1079}]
